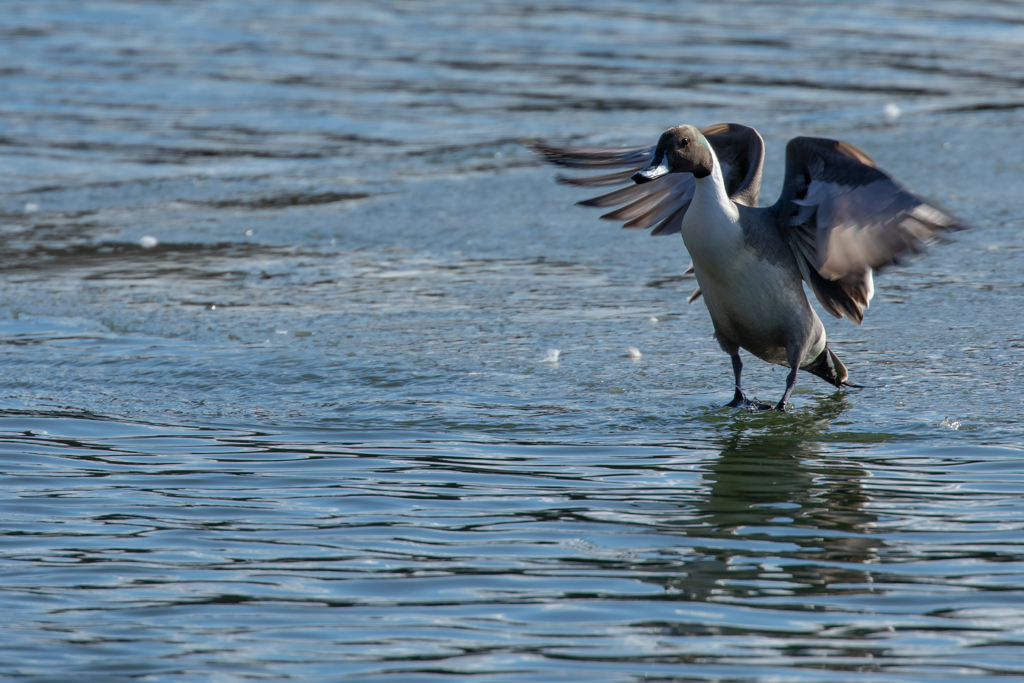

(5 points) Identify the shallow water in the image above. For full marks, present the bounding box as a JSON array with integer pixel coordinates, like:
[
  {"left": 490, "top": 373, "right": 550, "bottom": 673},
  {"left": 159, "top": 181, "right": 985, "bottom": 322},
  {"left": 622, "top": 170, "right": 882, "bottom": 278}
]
[{"left": 2, "top": 1, "right": 1024, "bottom": 680}]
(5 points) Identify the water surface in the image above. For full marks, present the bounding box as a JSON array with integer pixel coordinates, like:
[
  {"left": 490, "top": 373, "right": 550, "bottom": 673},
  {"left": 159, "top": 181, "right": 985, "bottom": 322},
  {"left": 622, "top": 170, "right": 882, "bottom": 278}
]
[{"left": 2, "top": 1, "right": 1024, "bottom": 680}]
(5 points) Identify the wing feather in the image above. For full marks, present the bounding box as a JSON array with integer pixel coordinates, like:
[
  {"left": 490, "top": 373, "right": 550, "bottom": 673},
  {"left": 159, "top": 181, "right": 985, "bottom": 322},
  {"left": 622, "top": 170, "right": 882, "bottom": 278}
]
[
  {"left": 623, "top": 187, "right": 693, "bottom": 231},
  {"left": 780, "top": 136, "right": 967, "bottom": 323},
  {"left": 524, "top": 123, "right": 764, "bottom": 238},
  {"left": 557, "top": 169, "right": 644, "bottom": 188},
  {"left": 580, "top": 174, "right": 678, "bottom": 209},
  {"left": 524, "top": 139, "right": 654, "bottom": 168}
]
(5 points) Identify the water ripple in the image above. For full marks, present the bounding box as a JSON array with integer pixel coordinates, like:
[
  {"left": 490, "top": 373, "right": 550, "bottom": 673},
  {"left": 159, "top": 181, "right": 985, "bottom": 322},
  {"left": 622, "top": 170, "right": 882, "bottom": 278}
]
[{"left": 3, "top": 1, "right": 1024, "bottom": 680}]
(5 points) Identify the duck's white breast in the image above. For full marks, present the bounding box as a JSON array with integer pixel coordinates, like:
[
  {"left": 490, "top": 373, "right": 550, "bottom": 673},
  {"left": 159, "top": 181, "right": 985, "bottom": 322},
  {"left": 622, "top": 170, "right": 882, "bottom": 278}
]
[{"left": 681, "top": 182, "right": 824, "bottom": 366}]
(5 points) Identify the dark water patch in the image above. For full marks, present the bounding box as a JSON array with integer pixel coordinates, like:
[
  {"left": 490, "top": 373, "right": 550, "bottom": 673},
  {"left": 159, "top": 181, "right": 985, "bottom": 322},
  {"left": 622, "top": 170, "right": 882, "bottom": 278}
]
[
  {"left": 942, "top": 100, "right": 1024, "bottom": 113},
  {"left": 194, "top": 191, "right": 376, "bottom": 210},
  {"left": 1, "top": 241, "right": 257, "bottom": 269},
  {"left": 645, "top": 274, "right": 697, "bottom": 288},
  {"left": 507, "top": 96, "right": 697, "bottom": 113}
]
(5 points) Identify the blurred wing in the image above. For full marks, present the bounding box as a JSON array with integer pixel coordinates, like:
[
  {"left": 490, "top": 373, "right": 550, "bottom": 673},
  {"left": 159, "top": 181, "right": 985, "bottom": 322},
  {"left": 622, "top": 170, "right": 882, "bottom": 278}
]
[
  {"left": 781, "top": 136, "right": 967, "bottom": 323},
  {"left": 701, "top": 123, "right": 764, "bottom": 207},
  {"left": 525, "top": 138, "right": 692, "bottom": 236},
  {"left": 524, "top": 123, "right": 764, "bottom": 238}
]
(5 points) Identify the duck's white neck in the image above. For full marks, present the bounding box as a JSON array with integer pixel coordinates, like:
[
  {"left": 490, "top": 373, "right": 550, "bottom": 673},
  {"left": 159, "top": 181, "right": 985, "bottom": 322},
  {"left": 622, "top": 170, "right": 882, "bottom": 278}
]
[
  {"left": 681, "top": 149, "right": 742, "bottom": 260},
  {"left": 692, "top": 150, "right": 737, "bottom": 219}
]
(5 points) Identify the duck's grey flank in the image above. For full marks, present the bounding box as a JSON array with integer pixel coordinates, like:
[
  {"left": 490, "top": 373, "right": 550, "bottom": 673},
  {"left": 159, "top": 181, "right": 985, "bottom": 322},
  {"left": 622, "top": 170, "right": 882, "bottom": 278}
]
[{"left": 528, "top": 123, "right": 966, "bottom": 411}]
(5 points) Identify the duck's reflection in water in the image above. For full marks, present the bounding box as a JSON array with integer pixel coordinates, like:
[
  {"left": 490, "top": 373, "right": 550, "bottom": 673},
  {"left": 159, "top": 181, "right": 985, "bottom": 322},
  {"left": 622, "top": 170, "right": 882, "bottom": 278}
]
[{"left": 661, "top": 393, "right": 881, "bottom": 604}]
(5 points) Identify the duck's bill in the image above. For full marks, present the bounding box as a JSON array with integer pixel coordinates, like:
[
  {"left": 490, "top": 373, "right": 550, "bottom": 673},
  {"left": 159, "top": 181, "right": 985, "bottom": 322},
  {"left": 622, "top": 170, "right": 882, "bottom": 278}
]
[{"left": 631, "top": 156, "right": 669, "bottom": 184}]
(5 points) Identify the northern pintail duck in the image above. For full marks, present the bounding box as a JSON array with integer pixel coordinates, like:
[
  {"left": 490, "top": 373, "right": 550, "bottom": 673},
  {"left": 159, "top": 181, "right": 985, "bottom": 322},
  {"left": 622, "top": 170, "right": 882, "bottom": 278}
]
[{"left": 528, "top": 124, "right": 966, "bottom": 411}]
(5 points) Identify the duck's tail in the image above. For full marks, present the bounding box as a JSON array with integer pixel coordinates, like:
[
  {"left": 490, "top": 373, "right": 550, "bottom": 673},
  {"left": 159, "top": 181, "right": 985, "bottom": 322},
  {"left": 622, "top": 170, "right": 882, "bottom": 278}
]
[{"left": 803, "top": 345, "right": 852, "bottom": 388}]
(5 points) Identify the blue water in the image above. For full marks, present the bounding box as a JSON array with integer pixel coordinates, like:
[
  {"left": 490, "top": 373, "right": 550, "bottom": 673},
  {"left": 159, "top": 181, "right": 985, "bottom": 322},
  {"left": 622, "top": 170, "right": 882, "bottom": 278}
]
[{"left": 2, "top": 1, "right": 1024, "bottom": 680}]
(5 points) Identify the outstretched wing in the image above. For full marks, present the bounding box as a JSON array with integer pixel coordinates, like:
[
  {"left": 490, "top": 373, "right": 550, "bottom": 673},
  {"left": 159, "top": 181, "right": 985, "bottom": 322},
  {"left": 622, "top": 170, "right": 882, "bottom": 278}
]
[
  {"left": 779, "top": 137, "right": 967, "bottom": 324},
  {"left": 525, "top": 123, "right": 765, "bottom": 237}
]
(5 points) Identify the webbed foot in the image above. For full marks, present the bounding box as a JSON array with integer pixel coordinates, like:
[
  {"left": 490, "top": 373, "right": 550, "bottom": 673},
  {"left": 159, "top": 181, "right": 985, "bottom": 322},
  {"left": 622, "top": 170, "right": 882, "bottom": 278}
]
[
  {"left": 726, "top": 393, "right": 775, "bottom": 412},
  {"left": 726, "top": 385, "right": 765, "bottom": 409}
]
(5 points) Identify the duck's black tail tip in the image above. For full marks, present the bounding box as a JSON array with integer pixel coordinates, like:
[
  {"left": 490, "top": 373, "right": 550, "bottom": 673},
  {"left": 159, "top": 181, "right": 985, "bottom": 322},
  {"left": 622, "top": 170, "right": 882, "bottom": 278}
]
[{"left": 804, "top": 345, "right": 848, "bottom": 388}]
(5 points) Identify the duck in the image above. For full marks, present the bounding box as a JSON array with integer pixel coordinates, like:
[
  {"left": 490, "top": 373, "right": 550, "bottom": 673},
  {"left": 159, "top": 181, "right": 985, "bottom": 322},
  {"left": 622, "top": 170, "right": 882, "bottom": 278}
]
[{"left": 527, "top": 123, "right": 966, "bottom": 411}]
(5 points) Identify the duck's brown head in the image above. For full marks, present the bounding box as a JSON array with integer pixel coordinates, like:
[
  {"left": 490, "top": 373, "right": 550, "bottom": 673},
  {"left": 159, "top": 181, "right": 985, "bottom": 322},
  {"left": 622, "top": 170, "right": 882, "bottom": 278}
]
[{"left": 632, "top": 125, "right": 715, "bottom": 184}]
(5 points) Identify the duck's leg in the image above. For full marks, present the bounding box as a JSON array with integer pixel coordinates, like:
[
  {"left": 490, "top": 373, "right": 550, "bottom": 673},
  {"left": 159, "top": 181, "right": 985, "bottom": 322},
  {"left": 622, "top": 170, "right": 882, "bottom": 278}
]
[
  {"left": 718, "top": 333, "right": 767, "bottom": 410},
  {"left": 776, "top": 343, "right": 807, "bottom": 412},
  {"left": 716, "top": 333, "right": 749, "bottom": 408},
  {"left": 775, "top": 366, "right": 798, "bottom": 412},
  {"left": 725, "top": 353, "right": 748, "bottom": 408}
]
